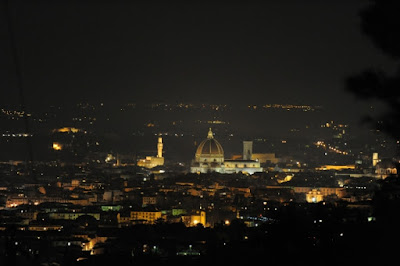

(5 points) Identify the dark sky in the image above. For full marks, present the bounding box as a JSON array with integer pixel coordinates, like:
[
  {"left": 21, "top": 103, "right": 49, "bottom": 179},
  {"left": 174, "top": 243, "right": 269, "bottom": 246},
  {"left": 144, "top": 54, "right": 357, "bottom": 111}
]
[{"left": 0, "top": 1, "right": 396, "bottom": 116}]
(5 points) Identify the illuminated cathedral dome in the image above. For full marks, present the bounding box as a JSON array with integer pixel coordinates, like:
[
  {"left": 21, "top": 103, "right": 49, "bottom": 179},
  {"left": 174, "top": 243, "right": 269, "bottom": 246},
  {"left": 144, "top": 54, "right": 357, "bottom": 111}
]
[
  {"left": 195, "top": 128, "right": 224, "bottom": 163},
  {"left": 190, "top": 128, "right": 263, "bottom": 174}
]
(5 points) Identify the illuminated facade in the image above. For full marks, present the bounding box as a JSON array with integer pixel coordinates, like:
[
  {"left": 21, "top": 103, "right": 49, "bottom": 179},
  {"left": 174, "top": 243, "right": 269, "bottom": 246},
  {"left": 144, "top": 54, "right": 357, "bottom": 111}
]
[
  {"left": 130, "top": 210, "right": 162, "bottom": 224},
  {"left": 291, "top": 186, "right": 347, "bottom": 203},
  {"left": 142, "top": 196, "right": 157, "bottom": 206},
  {"left": 306, "top": 189, "right": 324, "bottom": 203},
  {"left": 181, "top": 210, "right": 206, "bottom": 227},
  {"left": 372, "top": 152, "right": 379, "bottom": 167},
  {"left": 137, "top": 136, "right": 165, "bottom": 168},
  {"left": 190, "top": 128, "right": 263, "bottom": 174},
  {"left": 53, "top": 127, "right": 81, "bottom": 133}
]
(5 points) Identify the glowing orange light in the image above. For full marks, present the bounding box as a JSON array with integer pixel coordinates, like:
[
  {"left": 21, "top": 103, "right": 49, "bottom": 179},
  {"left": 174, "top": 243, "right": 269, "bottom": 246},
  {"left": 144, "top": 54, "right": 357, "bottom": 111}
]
[
  {"left": 53, "top": 143, "right": 62, "bottom": 151},
  {"left": 56, "top": 127, "right": 80, "bottom": 133}
]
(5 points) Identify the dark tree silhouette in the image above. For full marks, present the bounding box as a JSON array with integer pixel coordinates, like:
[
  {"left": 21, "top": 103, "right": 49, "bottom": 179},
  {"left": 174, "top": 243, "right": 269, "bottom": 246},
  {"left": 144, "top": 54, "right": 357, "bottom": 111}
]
[
  {"left": 346, "top": 4, "right": 400, "bottom": 263},
  {"left": 346, "top": 0, "right": 400, "bottom": 143}
]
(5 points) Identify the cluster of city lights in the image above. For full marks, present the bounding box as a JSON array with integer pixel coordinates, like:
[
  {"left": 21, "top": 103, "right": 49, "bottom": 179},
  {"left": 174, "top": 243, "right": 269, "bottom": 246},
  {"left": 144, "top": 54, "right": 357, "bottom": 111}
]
[
  {"left": 2, "top": 132, "right": 32, "bottom": 137},
  {"left": 314, "top": 141, "right": 349, "bottom": 155},
  {"left": 196, "top": 119, "right": 227, "bottom": 125},
  {"left": 146, "top": 103, "right": 229, "bottom": 111},
  {"left": 247, "top": 104, "right": 319, "bottom": 111},
  {"left": 1, "top": 108, "right": 31, "bottom": 119}
]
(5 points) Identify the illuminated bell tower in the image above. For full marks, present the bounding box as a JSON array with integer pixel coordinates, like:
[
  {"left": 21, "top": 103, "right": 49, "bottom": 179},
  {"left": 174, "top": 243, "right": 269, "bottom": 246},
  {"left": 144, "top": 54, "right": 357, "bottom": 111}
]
[
  {"left": 372, "top": 153, "right": 379, "bottom": 167},
  {"left": 157, "top": 136, "right": 163, "bottom": 158},
  {"left": 137, "top": 136, "right": 164, "bottom": 168},
  {"left": 243, "top": 141, "right": 253, "bottom": 160}
]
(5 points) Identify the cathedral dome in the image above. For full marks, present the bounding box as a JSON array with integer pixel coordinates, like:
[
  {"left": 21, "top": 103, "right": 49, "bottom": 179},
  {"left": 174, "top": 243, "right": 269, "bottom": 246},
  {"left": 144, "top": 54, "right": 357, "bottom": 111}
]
[{"left": 195, "top": 128, "right": 224, "bottom": 161}]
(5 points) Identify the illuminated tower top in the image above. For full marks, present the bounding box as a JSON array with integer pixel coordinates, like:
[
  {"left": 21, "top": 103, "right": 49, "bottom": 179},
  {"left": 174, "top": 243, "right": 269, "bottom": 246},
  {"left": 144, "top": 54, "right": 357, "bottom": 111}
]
[
  {"left": 157, "top": 136, "right": 163, "bottom": 158},
  {"left": 372, "top": 152, "right": 379, "bottom": 167}
]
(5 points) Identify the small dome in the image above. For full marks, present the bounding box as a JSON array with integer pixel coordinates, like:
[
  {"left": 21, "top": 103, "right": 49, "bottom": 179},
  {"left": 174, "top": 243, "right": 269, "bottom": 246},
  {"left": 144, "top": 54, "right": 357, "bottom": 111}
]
[{"left": 195, "top": 128, "right": 224, "bottom": 159}]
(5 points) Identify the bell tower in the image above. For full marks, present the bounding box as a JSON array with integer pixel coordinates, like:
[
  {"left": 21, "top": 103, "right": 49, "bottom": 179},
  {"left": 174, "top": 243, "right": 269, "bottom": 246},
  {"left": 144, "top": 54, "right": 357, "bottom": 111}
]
[
  {"left": 157, "top": 136, "right": 163, "bottom": 158},
  {"left": 243, "top": 141, "right": 253, "bottom": 160}
]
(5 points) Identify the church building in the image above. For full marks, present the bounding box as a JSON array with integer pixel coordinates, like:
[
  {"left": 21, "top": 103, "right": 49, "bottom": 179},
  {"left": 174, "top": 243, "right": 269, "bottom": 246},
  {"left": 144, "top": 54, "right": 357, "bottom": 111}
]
[{"left": 190, "top": 128, "right": 263, "bottom": 174}]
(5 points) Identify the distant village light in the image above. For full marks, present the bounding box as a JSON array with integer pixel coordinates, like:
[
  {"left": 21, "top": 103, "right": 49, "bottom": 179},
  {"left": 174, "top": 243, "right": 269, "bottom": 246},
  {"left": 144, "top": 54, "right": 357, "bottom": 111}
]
[{"left": 52, "top": 142, "right": 62, "bottom": 151}]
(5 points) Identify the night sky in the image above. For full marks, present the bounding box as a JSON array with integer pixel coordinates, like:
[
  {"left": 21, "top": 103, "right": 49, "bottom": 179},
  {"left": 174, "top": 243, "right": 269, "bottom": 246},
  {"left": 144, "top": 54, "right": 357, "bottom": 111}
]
[{"left": 0, "top": 0, "right": 396, "bottom": 118}]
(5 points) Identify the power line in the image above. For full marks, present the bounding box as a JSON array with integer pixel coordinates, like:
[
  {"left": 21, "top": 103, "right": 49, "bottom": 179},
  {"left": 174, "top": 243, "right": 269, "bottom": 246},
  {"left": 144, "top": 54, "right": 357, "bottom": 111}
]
[{"left": 4, "top": 0, "right": 36, "bottom": 182}]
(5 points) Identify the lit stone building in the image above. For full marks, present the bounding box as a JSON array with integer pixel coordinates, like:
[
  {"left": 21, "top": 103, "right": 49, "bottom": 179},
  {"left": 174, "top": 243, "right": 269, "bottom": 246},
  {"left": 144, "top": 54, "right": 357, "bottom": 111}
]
[
  {"left": 306, "top": 189, "right": 324, "bottom": 203},
  {"left": 190, "top": 128, "right": 263, "bottom": 174},
  {"left": 190, "top": 128, "right": 225, "bottom": 173},
  {"left": 181, "top": 210, "right": 206, "bottom": 227},
  {"left": 224, "top": 159, "right": 263, "bottom": 174},
  {"left": 292, "top": 187, "right": 347, "bottom": 203},
  {"left": 130, "top": 210, "right": 162, "bottom": 224},
  {"left": 137, "top": 136, "right": 165, "bottom": 168},
  {"left": 142, "top": 196, "right": 157, "bottom": 207}
]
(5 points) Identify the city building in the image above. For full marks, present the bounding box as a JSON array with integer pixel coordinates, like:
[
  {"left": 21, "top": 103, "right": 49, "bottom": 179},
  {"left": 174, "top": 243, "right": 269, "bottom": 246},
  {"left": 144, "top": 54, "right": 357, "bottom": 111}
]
[
  {"left": 190, "top": 128, "right": 225, "bottom": 173},
  {"left": 137, "top": 136, "right": 165, "bottom": 168},
  {"left": 306, "top": 189, "right": 324, "bottom": 203},
  {"left": 130, "top": 209, "right": 163, "bottom": 224},
  {"left": 190, "top": 128, "right": 263, "bottom": 174},
  {"left": 181, "top": 210, "right": 206, "bottom": 227}
]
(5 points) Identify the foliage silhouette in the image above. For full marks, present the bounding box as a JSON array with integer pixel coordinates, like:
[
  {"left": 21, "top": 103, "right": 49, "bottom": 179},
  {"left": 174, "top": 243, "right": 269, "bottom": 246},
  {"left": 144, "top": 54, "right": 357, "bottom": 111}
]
[{"left": 345, "top": 0, "right": 400, "bottom": 143}]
